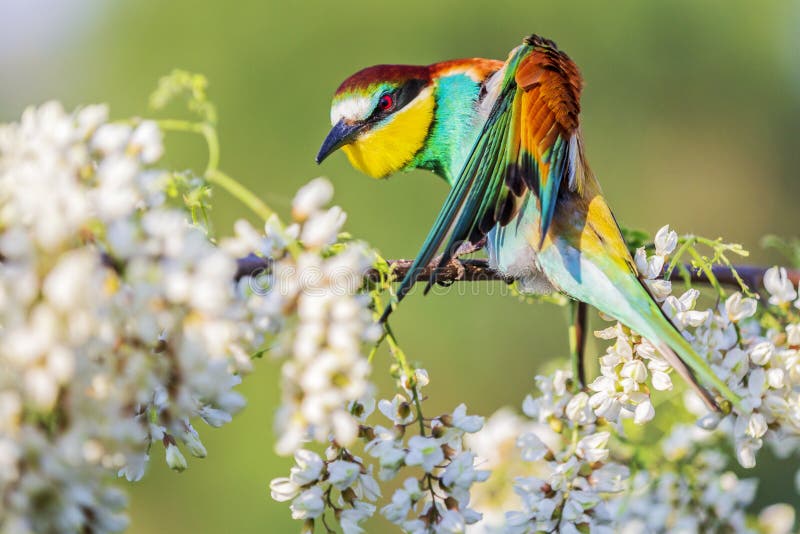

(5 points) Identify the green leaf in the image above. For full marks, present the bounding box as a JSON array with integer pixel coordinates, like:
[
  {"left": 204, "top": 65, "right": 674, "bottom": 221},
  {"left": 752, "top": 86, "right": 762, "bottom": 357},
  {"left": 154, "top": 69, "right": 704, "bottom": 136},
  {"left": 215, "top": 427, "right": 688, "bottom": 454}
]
[
  {"left": 761, "top": 234, "right": 800, "bottom": 268},
  {"left": 620, "top": 226, "right": 651, "bottom": 253}
]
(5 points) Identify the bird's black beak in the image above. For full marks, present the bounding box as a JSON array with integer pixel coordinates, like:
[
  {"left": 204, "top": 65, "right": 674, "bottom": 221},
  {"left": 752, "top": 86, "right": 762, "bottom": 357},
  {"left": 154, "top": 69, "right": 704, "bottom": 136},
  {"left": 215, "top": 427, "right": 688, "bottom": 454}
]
[{"left": 315, "top": 120, "right": 364, "bottom": 164}]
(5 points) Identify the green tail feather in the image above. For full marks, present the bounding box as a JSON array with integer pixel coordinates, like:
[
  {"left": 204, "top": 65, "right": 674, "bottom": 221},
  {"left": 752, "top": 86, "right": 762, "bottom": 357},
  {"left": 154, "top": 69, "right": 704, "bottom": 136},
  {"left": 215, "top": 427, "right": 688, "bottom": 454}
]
[{"left": 628, "top": 280, "right": 742, "bottom": 412}]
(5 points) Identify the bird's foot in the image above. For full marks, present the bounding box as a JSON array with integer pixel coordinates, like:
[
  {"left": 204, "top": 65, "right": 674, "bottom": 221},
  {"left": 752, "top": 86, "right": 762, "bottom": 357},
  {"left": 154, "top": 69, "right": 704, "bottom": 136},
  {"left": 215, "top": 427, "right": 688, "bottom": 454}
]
[{"left": 429, "top": 238, "right": 487, "bottom": 285}]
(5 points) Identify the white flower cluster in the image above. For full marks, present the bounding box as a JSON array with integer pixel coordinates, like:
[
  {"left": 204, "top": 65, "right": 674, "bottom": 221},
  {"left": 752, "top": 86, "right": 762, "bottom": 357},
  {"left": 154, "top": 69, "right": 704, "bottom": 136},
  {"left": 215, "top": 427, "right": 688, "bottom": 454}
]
[
  {"left": 632, "top": 244, "right": 800, "bottom": 471},
  {"left": 227, "top": 177, "right": 381, "bottom": 456},
  {"left": 372, "top": 370, "right": 488, "bottom": 533},
  {"left": 467, "top": 371, "right": 795, "bottom": 534},
  {"left": 689, "top": 267, "right": 800, "bottom": 468},
  {"left": 584, "top": 324, "right": 669, "bottom": 425},
  {"left": 0, "top": 103, "right": 254, "bottom": 532},
  {"left": 635, "top": 224, "right": 680, "bottom": 300},
  {"left": 611, "top": 424, "right": 758, "bottom": 533},
  {"left": 563, "top": 225, "right": 800, "bottom": 470},
  {"left": 557, "top": 226, "right": 682, "bottom": 429},
  {"left": 270, "top": 368, "right": 490, "bottom": 533},
  {"left": 483, "top": 371, "right": 630, "bottom": 533},
  {"left": 270, "top": 447, "right": 381, "bottom": 533}
]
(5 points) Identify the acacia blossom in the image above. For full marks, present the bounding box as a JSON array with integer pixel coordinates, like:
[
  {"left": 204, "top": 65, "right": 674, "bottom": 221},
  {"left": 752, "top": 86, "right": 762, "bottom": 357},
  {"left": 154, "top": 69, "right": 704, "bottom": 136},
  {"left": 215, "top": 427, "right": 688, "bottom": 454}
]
[{"left": 0, "top": 103, "right": 255, "bottom": 532}]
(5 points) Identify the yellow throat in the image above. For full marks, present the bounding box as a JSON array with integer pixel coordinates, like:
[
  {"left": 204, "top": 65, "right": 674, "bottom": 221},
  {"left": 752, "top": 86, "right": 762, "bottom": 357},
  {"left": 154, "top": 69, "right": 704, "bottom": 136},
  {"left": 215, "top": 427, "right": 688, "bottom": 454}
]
[{"left": 342, "top": 87, "right": 435, "bottom": 178}]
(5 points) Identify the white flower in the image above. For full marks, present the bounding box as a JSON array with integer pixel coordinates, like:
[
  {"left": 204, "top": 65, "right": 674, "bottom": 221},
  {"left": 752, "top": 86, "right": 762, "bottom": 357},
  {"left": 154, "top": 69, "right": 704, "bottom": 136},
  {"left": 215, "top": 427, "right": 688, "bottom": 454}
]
[
  {"left": 332, "top": 410, "right": 360, "bottom": 447},
  {"left": 380, "top": 496, "right": 409, "bottom": 524},
  {"left": 654, "top": 225, "right": 678, "bottom": 256},
  {"left": 437, "top": 509, "right": 466, "bottom": 532},
  {"left": 340, "top": 504, "right": 374, "bottom": 534},
  {"left": 735, "top": 437, "right": 760, "bottom": 468},
  {"left": 129, "top": 120, "right": 163, "bottom": 164},
  {"left": 327, "top": 460, "right": 361, "bottom": 490},
  {"left": 621, "top": 360, "right": 647, "bottom": 383},
  {"left": 92, "top": 122, "right": 131, "bottom": 154},
  {"left": 764, "top": 267, "right": 797, "bottom": 305},
  {"left": 301, "top": 206, "right": 346, "bottom": 248},
  {"left": 634, "top": 248, "right": 664, "bottom": 279},
  {"left": 749, "top": 341, "right": 774, "bottom": 366},
  {"left": 290, "top": 486, "right": 325, "bottom": 520},
  {"left": 745, "top": 413, "right": 768, "bottom": 439},
  {"left": 165, "top": 443, "right": 187, "bottom": 472},
  {"left": 517, "top": 432, "right": 550, "bottom": 461},
  {"left": 359, "top": 468, "right": 382, "bottom": 501},
  {"left": 758, "top": 503, "right": 795, "bottom": 534},
  {"left": 119, "top": 453, "right": 149, "bottom": 483},
  {"left": 576, "top": 432, "right": 610, "bottom": 463},
  {"left": 292, "top": 177, "right": 334, "bottom": 221},
  {"left": 270, "top": 477, "right": 301, "bottom": 502},
  {"left": 592, "top": 463, "right": 629, "bottom": 493},
  {"left": 405, "top": 436, "right": 444, "bottom": 473},
  {"left": 633, "top": 397, "right": 655, "bottom": 424},
  {"left": 381, "top": 478, "right": 421, "bottom": 524},
  {"left": 441, "top": 451, "right": 490, "bottom": 490},
  {"left": 766, "top": 368, "right": 785, "bottom": 389},
  {"left": 565, "top": 391, "right": 595, "bottom": 425},
  {"left": 646, "top": 278, "right": 673, "bottom": 301},
  {"left": 366, "top": 430, "right": 406, "bottom": 479},
  {"left": 290, "top": 449, "right": 324, "bottom": 485},
  {"left": 399, "top": 368, "right": 430, "bottom": 395},
  {"left": 725, "top": 292, "right": 757, "bottom": 322},
  {"left": 378, "top": 394, "right": 415, "bottom": 425},
  {"left": 787, "top": 324, "right": 800, "bottom": 346},
  {"left": 650, "top": 368, "right": 673, "bottom": 391},
  {"left": 179, "top": 425, "right": 207, "bottom": 458},
  {"left": 24, "top": 367, "right": 59, "bottom": 411},
  {"left": 450, "top": 404, "right": 484, "bottom": 433},
  {"left": 588, "top": 376, "right": 622, "bottom": 421},
  {"left": 200, "top": 406, "right": 234, "bottom": 428}
]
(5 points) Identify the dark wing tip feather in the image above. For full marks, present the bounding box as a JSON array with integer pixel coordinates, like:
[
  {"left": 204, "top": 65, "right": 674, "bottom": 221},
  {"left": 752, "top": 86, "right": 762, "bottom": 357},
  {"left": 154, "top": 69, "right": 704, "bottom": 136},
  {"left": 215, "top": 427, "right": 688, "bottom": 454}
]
[
  {"left": 523, "top": 34, "right": 559, "bottom": 50},
  {"left": 505, "top": 163, "right": 526, "bottom": 196}
]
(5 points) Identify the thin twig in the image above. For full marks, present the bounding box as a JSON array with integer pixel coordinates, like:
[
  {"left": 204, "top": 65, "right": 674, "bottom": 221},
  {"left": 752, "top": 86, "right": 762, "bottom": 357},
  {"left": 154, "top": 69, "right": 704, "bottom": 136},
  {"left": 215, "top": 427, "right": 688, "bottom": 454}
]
[{"left": 234, "top": 255, "right": 799, "bottom": 290}]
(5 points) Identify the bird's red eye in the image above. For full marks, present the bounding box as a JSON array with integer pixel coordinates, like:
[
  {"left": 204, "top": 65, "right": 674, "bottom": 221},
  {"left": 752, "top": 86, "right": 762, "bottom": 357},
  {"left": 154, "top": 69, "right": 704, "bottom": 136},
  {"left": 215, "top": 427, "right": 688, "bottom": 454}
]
[{"left": 378, "top": 94, "right": 394, "bottom": 111}]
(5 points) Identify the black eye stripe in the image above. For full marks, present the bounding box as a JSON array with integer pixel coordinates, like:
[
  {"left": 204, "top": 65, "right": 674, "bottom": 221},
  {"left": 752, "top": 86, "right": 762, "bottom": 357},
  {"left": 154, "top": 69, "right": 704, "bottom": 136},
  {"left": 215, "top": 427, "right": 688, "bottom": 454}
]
[
  {"left": 368, "top": 79, "right": 427, "bottom": 122},
  {"left": 394, "top": 79, "right": 427, "bottom": 109}
]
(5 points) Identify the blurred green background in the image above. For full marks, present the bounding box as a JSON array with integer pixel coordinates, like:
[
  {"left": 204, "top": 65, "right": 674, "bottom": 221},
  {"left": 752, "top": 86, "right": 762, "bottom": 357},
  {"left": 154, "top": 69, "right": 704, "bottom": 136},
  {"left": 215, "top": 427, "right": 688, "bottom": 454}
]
[{"left": 2, "top": 1, "right": 799, "bottom": 531}]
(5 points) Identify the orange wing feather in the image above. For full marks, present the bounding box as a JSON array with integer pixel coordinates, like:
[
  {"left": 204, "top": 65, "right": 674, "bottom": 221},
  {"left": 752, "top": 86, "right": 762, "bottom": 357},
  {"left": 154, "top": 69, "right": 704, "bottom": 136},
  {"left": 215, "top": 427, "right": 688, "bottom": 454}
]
[{"left": 516, "top": 35, "right": 584, "bottom": 196}]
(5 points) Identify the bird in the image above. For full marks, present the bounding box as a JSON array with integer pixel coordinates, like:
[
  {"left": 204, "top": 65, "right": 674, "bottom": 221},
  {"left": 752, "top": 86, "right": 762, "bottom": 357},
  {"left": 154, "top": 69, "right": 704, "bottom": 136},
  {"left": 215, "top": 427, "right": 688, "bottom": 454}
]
[{"left": 316, "top": 34, "right": 740, "bottom": 411}]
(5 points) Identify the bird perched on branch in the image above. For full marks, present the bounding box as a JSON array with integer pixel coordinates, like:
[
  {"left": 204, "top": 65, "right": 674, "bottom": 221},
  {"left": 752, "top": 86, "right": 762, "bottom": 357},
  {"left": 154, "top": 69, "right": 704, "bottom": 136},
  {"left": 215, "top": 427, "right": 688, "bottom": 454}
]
[{"left": 316, "top": 34, "right": 740, "bottom": 411}]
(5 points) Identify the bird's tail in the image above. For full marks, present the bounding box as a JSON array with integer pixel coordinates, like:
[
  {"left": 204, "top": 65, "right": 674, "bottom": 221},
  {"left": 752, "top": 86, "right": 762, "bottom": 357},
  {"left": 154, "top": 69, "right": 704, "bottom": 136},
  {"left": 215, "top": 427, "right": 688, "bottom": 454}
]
[{"left": 625, "top": 279, "right": 741, "bottom": 412}]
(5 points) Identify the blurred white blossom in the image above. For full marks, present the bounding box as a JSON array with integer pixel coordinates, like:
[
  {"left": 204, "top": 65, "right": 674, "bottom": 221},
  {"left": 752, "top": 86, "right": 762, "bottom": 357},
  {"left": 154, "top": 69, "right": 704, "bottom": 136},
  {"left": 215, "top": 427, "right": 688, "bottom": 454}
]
[
  {"left": 0, "top": 103, "right": 255, "bottom": 532},
  {"left": 227, "top": 181, "right": 379, "bottom": 456}
]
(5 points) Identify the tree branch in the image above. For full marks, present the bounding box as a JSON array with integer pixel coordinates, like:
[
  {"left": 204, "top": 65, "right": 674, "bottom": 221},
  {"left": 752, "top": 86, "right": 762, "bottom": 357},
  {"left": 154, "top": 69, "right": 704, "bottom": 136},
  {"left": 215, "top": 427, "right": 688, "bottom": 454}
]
[{"left": 235, "top": 254, "right": 799, "bottom": 292}]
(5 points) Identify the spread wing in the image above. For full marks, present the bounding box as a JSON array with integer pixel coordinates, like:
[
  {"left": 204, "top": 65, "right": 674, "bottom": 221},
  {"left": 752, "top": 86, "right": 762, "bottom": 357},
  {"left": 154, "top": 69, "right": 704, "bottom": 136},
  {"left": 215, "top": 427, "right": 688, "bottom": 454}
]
[{"left": 384, "top": 35, "right": 585, "bottom": 317}]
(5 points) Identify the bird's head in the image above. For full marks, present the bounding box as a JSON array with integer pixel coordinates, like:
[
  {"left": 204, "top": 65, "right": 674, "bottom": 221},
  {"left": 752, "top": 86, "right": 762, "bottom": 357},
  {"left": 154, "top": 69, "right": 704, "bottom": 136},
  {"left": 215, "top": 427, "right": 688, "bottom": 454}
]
[{"left": 316, "top": 64, "right": 435, "bottom": 179}]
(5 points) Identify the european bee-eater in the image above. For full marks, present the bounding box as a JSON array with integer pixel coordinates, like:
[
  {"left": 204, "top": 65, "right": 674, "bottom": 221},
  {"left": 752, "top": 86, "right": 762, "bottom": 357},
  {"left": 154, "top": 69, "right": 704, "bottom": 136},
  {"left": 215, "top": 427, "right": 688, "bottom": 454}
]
[{"left": 316, "top": 34, "right": 739, "bottom": 410}]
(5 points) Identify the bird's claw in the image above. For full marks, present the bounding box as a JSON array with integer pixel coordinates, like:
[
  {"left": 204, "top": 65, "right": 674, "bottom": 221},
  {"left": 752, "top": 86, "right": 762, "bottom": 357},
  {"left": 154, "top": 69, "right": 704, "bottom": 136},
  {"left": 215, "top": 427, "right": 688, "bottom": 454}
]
[{"left": 430, "top": 238, "right": 486, "bottom": 285}]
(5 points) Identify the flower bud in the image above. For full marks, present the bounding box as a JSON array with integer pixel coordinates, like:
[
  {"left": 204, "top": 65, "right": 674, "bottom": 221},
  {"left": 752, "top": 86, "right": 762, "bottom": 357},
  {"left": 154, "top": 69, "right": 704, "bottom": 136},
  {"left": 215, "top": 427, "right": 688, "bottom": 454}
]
[
  {"left": 341, "top": 487, "right": 357, "bottom": 505},
  {"left": 165, "top": 443, "right": 187, "bottom": 472}
]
